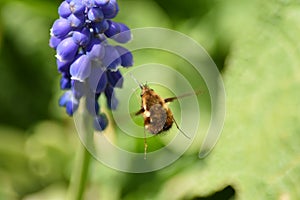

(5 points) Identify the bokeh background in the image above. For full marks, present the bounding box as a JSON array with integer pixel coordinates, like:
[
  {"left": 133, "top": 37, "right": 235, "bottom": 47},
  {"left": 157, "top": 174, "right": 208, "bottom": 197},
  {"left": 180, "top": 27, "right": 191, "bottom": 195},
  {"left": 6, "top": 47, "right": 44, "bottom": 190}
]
[{"left": 0, "top": 0, "right": 300, "bottom": 199}]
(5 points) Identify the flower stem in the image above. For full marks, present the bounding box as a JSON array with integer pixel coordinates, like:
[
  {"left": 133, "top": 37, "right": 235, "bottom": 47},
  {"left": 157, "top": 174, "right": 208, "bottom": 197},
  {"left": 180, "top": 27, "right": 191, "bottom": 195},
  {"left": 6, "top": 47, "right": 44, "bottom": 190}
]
[{"left": 67, "top": 142, "right": 91, "bottom": 200}]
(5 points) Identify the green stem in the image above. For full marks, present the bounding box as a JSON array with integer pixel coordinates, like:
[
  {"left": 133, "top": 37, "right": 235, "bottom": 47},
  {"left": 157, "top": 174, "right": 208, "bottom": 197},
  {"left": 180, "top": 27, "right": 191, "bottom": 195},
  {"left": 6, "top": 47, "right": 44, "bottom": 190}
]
[{"left": 67, "top": 142, "right": 91, "bottom": 200}]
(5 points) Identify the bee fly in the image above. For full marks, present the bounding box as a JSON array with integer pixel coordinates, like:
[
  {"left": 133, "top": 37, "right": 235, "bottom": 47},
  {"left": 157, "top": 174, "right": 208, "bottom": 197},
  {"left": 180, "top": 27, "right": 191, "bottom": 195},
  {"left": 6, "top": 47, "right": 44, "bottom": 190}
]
[{"left": 130, "top": 75, "right": 201, "bottom": 159}]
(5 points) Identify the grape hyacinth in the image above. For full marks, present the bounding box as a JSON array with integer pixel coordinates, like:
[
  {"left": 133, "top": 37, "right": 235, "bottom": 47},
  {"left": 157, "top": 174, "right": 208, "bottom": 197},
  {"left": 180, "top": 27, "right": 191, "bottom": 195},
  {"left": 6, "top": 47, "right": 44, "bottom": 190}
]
[{"left": 49, "top": 0, "right": 133, "bottom": 131}]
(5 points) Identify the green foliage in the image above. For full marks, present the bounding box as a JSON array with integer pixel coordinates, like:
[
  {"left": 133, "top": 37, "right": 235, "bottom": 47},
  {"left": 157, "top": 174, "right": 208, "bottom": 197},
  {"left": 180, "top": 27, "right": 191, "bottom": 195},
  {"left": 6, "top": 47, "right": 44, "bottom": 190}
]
[
  {"left": 0, "top": 0, "right": 299, "bottom": 199},
  {"left": 0, "top": 1, "right": 58, "bottom": 129}
]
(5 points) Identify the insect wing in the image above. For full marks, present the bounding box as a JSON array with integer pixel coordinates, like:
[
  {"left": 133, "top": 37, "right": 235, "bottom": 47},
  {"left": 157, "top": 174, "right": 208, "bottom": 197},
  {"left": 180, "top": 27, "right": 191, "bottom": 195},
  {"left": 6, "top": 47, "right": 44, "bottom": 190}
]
[{"left": 164, "top": 90, "right": 202, "bottom": 103}]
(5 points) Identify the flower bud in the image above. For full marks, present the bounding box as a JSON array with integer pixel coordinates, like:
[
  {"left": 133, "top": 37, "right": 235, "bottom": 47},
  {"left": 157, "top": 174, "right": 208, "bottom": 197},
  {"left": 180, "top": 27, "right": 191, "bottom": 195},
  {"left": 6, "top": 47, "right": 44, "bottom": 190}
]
[
  {"left": 68, "top": 13, "right": 85, "bottom": 28},
  {"left": 57, "top": 59, "right": 72, "bottom": 73},
  {"left": 102, "top": 45, "right": 121, "bottom": 69},
  {"left": 60, "top": 76, "right": 72, "bottom": 89},
  {"left": 102, "top": 0, "right": 119, "bottom": 19},
  {"left": 92, "top": 20, "right": 109, "bottom": 34},
  {"left": 104, "top": 20, "right": 120, "bottom": 37},
  {"left": 107, "top": 70, "right": 123, "bottom": 88},
  {"left": 49, "top": 36, "right": 62, "bottom": 49},
  {"left": 112, "top": 23, "right": 131, "bottom": 43},
  {"left": 115, "top": 46, "right": 133, "bottom": 67},
  {"left": 72, "top": 28, "right": 91, "bottom": 46},
  {"left": 59, "top": 91, "right": 79, "bottom": 116},
  {"left": 94, "top": 113, "right": 108, "bottom": 131},
  {"left": 88, "top": 7, "right": 104, "bottom": 22},
  {"left": 51, "top": 18, "right": 72, "bottom": 38},
  {"left": 70, "top": 54, "right": 92, "bottom": 81},
  {"left": 88, "top": 39, "right": 105, "bottom": 61},
  {"left": 69, "top": 0, "right": 85, "bottom": 15},
  {"left": 72, "top": 80, "right": 86, "bottom": 99},
  {"left": 95, "top": 0, "right": 109, "bottom": 6},
  {"left": 104, "top": 84, "right": 118, "bottom": 110},
  {"left": 58, "top": 1, "right": 71, "bottom": 18},
  {"left": 56, "top": 37, "right": 79, "bottom": 62},
  {"left": 104, "top": 21, "right": 131, "bottom": 43},
  {"left": 87, "top": 66, "right": 107, "bottom": 93}
]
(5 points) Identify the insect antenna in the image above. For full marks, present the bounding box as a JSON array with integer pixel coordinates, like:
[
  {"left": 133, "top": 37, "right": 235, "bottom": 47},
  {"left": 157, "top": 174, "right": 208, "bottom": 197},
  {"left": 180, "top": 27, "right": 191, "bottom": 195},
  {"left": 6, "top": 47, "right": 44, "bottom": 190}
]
[
  {"left": 130, "top": 73, "right": 143, "bottom": 89},
  {"left": 172, "top": 117, "right": 191, "bottom": 139}
]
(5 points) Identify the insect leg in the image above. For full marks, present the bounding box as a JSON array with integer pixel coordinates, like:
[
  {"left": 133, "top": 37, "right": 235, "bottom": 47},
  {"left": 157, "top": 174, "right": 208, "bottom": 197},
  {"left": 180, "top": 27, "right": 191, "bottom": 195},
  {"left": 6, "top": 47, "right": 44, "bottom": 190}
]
[
  {"left": 172, "top": 117, "right": 191, "bottom": 139},
  {"left": 130, "top": 87, "right": 144, "bottom": 117},
  {"left": 134, "top": 108, "right": 144, "bottom": 116},
  {"left": 144, "top": 127, "right": 148, "bottom": 159}
]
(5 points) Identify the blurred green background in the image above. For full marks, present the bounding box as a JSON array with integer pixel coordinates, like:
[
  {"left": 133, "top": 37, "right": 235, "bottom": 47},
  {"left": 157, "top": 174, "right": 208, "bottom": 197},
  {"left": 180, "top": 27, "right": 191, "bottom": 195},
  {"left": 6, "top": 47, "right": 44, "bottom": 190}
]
[{"left": 0, "top": 0, "right": 300, "bottom": 199}]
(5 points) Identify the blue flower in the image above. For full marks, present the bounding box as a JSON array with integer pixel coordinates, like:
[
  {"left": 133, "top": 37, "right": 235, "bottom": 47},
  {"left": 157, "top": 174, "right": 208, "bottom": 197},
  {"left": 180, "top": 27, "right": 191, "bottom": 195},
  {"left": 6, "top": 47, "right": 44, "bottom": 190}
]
[
  {"left": 70, "top": 54, "right": 92, "bottom": 81},
  {"left": 50, "top": 0, "right": 133, "bottom": 131},
  {"left": 59, "top": 91, "right": 79, "bottom": 116}
]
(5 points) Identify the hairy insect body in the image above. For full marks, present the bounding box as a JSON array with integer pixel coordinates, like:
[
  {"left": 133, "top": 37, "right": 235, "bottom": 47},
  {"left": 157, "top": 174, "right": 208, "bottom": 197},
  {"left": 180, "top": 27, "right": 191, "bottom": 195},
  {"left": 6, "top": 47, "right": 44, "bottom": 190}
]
[{"left": 138, "top": 85, "right": 174, "bottom": 134}]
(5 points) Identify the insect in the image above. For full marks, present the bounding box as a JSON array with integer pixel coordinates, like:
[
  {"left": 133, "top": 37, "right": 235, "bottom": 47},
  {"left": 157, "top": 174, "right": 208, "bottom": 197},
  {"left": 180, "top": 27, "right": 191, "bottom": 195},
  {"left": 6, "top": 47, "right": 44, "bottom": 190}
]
[{"left": 131, "top": 75, "right": 200, "bottom": 159}]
